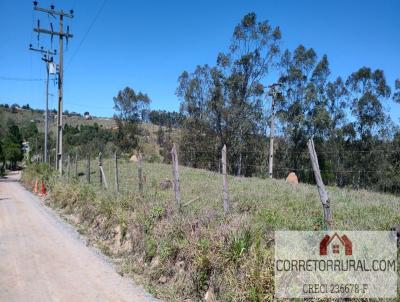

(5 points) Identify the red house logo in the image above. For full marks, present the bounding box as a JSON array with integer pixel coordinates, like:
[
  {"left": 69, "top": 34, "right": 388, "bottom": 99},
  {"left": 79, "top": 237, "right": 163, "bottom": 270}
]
[{"left": 320, "top": 233, "right": 352, "bottom": 256}]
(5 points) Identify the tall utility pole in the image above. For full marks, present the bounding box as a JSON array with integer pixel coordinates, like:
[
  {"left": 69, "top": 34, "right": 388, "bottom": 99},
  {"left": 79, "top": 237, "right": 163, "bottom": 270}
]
[
  {"left": 33, "top": 1, "right": 74, "bottom": 174},
  {"left": 29, "top": 45, "right": 56, "bottom": 163},
  {"left": 267, "top": 83, "right": 282, "bottom": 179}
]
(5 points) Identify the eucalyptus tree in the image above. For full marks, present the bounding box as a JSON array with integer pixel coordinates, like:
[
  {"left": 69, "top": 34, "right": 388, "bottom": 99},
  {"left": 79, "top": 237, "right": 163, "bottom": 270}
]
[
  {"left": 177, "top": 12, "right": 281, "bottom": 175},
  {"left": 113, "top": 86, "right": 151, "bottom": 153},
  {"left": 216, "top": 12, "right": 282, "bottom": 175},
  {"left": 393, "top": 79, "right": 400, "bottom": 103},
  {"left": 325, "top": 77, "right": 349, "bottom": 185},
  {"left": 277, "top": 45, "right": 322, "bottom": 172},
  {"left": 176, "top": 65, "right": 220, "bottom": 168},
  {"left": 346, "top": 67, "right": 391, "bottom": 140},
  {"left": 345, "top": 67, "right": 391, "bottom": 187}
]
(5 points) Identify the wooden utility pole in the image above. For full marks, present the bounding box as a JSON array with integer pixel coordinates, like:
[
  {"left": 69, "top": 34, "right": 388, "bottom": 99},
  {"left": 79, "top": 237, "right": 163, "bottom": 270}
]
[
  {"left": 33, "top": 2, "right": 74, "bottom": 174},
  {"left": 222, "top": 145, "right": 230, "bottom": 213},
  {"left": 267, "top": 83, "right": 282, "bottom": 179},
  {"left": 307, "top": 138, "right": 332, "bottom": 228},
  {"left": 28, "top": 46, "right": 56, "bottom": 163},
  {"left": 171, "top": 144, "right": 181, "bottom": 210}
]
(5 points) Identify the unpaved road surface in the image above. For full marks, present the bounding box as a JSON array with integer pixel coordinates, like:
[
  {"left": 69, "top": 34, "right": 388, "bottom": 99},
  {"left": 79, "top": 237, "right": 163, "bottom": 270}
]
[{"left": 0, "top": 171, "right": 157, "bottom": 302}]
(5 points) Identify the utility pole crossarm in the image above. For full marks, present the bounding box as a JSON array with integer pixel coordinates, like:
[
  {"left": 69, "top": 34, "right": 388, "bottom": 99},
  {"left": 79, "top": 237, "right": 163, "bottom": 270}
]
[
  {"left": 33, "top": 6, "right": 74, "bottom": 18},
  {"left": 29, "top": 46, "right": 56, "bottom": 56},
  {"left": 34, "top": 28, "right": 73, "bottom": 38}
]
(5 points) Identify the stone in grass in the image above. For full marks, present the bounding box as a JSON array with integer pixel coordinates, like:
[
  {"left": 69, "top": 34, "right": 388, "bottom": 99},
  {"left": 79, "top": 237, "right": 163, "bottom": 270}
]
[
  {"left": 286, "top": 172, "right": 299, "bottom": 185},
  {"left": 204, "top": 287, "right": 216, "bottom": 302},
  {"left": 159, "top": 179, "right": 172, "bottom": 190},
  {"left": 130, "top": 154, "right": 139, "bottom": 162},
  {"left": 158, "top": 276, "right": 167, "bottom": 284}
]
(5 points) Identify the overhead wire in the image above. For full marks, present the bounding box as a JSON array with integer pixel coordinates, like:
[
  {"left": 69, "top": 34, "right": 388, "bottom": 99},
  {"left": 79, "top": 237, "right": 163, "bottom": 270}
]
[
  {"left": 0, "top": 76, "right": 45, "bottom": 82},
  {"left": 66, "top": 0, "right": 109, "bottom": 69}
]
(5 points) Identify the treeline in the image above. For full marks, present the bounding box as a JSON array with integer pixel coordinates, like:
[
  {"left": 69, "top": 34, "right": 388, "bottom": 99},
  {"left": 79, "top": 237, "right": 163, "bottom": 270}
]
[
  {"left": 0, "top": 102, "right": 82, "bottom": 117},
  {"left": 0, "top": 117, "right": 40, "bottom": 173},
  {"left": 147, "top": 110, "right": 185, "bottom": 128},
  {"left": 175, "top": 13, "right": 400, "bottom": 193}
]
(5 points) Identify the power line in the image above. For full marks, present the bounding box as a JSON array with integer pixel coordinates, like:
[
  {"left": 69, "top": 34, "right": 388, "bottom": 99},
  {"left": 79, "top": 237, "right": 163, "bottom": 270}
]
[
  {"left": 67, "top": 101, "right": 112, "bottom": 110},
  {"left": 66, "top": 0, "right": 108, "bottom": 68},
  {"left": 0, "top": 76, "right": 45, "bottom": 82}
]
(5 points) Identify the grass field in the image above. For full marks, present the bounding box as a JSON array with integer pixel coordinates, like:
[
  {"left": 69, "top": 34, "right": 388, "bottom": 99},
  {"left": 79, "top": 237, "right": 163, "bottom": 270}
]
[
  {"left": 73, "top": 158, "right": 400, "bottom": 231},
  {"left": 22, "top": 160, "right": 400, "bottom": 301}
]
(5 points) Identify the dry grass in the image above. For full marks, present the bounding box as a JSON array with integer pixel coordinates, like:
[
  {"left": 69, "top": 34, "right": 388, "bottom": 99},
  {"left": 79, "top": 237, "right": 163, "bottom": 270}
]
[{"left": 21, "top": 161, "right": 400, "bottom": 301}]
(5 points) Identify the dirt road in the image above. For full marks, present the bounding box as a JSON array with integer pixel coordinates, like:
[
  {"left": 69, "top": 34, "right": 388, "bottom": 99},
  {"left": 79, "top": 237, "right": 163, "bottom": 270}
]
[{"left": 0, "top": 171, "right": 157, "bottom": 302}]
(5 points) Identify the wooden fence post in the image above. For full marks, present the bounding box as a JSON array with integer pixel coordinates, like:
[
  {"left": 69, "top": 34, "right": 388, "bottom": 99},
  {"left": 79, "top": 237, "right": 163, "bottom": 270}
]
[
  {"left": 138, "top": 152, "right": 143, "bottom": 194},
  {"left": 100, "top": 166, "right": 108, "bottom": 189},
  {"left": 86, "top": 155, "right": 91, "bottom": 183},
  {"left": 115, "top": 152, "right": 119, "bottom": 193},
  {"left": 307, "top": 138, "right": 332, "bottom": 228},
  {"left": 97, "top": 152, "right": 108, "bottom": 189},
  {"left": 98, "top": 152, "right": 103, "bottom": 186},
  {"left": 75, "top": 154, "right": 78, "bottom": 178},
  {"left": 171, "top": 144, "right": 181, "bottom": 210},
  {"left": 67, "top": 154, "right": 71, "bottom": 178},
  {"left": 222, "top": 144, "right": 230, "bottom": 214}
]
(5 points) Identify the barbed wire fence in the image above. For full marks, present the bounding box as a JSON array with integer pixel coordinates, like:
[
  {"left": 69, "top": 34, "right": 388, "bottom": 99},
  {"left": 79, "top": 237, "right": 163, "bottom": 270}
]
[
  {"left": 36, "top": 140, "right": 400, "bottom": 200},
  {"left": 43, "top": 142, "right": 400, "bottom": 199},
  {"left": 35, "top": 138, "right": 395, "bottom": 229}
]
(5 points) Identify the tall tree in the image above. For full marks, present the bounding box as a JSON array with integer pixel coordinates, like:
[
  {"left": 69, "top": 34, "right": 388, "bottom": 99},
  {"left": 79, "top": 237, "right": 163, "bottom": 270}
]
[
  {"left": 177, "top": 13, "right": 281, "bottom": 175},
  {"left": 277, "top": 45, "right": 320, "bottom": 173},
  {"left": 393, "top": 79, "right": 400, "bottom": 103},
  {"left": 2, "top": 121, "right": 23, "bottom": 169},
  {"left": 345, "top": 67, "right": 391, "bottom": 187},
  {"left": 177, "top": 65, "right": 219, "bottom": 168},
  {"left": 346, "top": 68, "right": 391, "bottom": 140},
  {"left": 113, "top": 87, "right": 150, "bottom": 153},
  {"left": 219, "top": 12, "right": 281, "bottom": 175}
]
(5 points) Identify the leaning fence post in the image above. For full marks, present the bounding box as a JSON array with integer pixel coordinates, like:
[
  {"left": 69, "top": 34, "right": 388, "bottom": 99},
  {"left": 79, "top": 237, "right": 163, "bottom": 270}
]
[
  {"left": 137, "top": 152, "right": 143, "bottom": 194},
  {"left": 222, "top": 144, "right": 230, "bottom": 214},
  {"left": 75, "top": 154, "right": 78, "bottom": 178},
  {"left": 98, "top": 152, "right": 108, "bottom": 189},
  {"left": 86, "top": 155, "right": 91, "bottom": 183},
  {"left": 171, "top": 144, "right": 181, "bottom": 210},
  {"left": 307, "top": 138, "right": 332, "bottom": 228},
  {"left": 100, "top": 166, "right": 108, "bottom": 189},
  {"left": 115, "top": 152, "right": 119, "bottom": 193}
]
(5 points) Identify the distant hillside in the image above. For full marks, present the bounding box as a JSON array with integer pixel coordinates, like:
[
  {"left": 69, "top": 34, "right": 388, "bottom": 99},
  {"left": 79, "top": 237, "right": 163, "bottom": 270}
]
[
  {"left": 0, "top": 105, "right": 116, "bottom": 132},
  {"left": 0, "top": 104, "right": 180, "bottom": 163}
]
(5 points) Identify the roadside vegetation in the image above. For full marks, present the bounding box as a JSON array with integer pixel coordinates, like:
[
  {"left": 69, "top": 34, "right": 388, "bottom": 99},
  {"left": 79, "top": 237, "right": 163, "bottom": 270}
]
[
  {"left": 21, "top": 160, "right": 400, "bottom": 301},
  {"left": 6, "top": 10, "right": 400, "bottom": 301}
]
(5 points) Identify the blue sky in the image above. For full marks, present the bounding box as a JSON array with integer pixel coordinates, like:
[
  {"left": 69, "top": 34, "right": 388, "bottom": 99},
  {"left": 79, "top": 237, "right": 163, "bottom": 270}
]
[{"left": 0, "top": 0, "right": 399, "bottom": 122}]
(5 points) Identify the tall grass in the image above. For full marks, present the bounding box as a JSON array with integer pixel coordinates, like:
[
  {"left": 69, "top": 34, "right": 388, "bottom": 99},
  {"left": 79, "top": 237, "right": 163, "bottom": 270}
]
[{"left": 21, "top": 161, "right": 400, "bottom": 301}]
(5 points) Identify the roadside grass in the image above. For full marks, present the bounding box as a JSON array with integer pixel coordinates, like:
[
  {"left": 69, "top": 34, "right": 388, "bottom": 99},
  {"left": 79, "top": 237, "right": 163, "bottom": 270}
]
[{"left": 21, "top": 161, "right": 400, "bottom": 301}]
